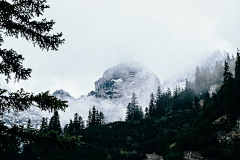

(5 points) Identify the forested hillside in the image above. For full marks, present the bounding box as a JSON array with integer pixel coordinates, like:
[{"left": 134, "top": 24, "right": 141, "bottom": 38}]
[{"left": 1, "top": 1, "right": 240, "bottom": 160}]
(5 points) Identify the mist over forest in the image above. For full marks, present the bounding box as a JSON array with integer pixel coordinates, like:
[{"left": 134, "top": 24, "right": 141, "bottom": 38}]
[{"left": 1, "top": 0, "right": 240, "bottom": 160}]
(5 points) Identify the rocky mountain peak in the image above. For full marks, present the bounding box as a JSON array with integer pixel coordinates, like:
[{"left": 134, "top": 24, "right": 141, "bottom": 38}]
[
  {"left": 52, "top": 89, "right": 74, "bottom": 100},
  {"left": 90, "top": 61, "right": 161, "bottom": 105}
]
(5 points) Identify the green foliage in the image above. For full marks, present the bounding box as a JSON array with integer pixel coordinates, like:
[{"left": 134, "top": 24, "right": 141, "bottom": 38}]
[
  {"left": 40, "top": 117, "right": 48, "bottom": 133},
  {"left": 126, "top": 92, "right": 143, "bottom": 121},
  {"left": 149, "top": 93, "right": 156, "bottom": 116},
  {"left": 86, "top": 106, "right": 105, "bottom": 128},
  {"left": 235, "top": 50, "right": 240, "bottom": 95},
  {"left": 0, "top": 1, "right": 79, "bottom": 159},
  {"left": 48, "top": 111, "right": 62, "bottom": 134}
]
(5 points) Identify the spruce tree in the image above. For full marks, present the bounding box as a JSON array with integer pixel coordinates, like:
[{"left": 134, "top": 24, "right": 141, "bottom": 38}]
[
  {"left": 63, "top": 124, "right": 69, "bottom": 134},
  {"left": 125, "top": 92, "right": 142, "bottom": 121},
  {"left": 166, "top": 88, "right": 172, "bottom": 109},
  {"left": 73, "top": 113, "right": 80, "bottom": 131},
  {"left": 235, "top": 50, "right": 240, "bottom": 95},
  {"left": 27, "top": 119, "right": 32, "bottom": 130},
  {"left": 98, "top": 111, "right": 105, "bottom": 125},
  {"left": 221, "top": 61, "right": 238, "bottom": 119},
  {"left": 0, "top": 0, "right": 67, "bottom": 115},
  {"left": 79, "top": 115, "right": 85, "bottom": 129},
  {"left": 149, "top": 93, "right": 156, "bottom": 117},
  {"left": 183, "top": 79, "right": 195, "bottom": 109},
  {"left": 172, "top": 86, "right": 180, "bottom": 110},
  {"left": 91, "top": 106, "right": 97, "bottom": 126},
  {"left": 155, "top": 86, "right": 161, "bottom": 109},
  {"left": 68, "top": 119, "right": 74, "bottom": 133},
  {"left": 126, "top": 103, "right": 133, "bottom": 121},
  {"left": 40, "top": 117, "right": 48, "bottom": 133},
  {"left": 48, "top": 111, "right": 62, "bottom": 134},
  {"left": 155, "top": 86, "right": 165, "bottom": 116},
  {"left": 87, "top": 109, "right": 92, "bottom": 127},
  {"left": 144, "top": 107, "right": 149, "bottom": 118},
  {"left": 194, "top": 66, "right": 201, "bottom": 94},
  {"left": 194, "top": 96, "right": 200, "bottom": 111}
]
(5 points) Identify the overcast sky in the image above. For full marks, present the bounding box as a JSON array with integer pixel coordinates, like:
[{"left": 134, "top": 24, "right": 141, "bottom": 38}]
[{"left": 1, "top": 0, "right": 240, "bottom": 98}]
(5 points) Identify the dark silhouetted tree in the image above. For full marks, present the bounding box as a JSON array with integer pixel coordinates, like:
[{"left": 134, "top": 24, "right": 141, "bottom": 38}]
[
  {"left": 221, "top": 61, "right": 238, "bottom": 119},
  {"left": 27, "top": 119, "right": 32, "bottom": 130},
  {"left": 126, "top": 92, "right": 143, "bottom": 121},
  {"left": 0, "top": 0, "right": 67, "bottom": 115},
  {"left": 48, "top": 111, "right": 62, "bottom": 134},
  {"left": 235, "top": 50, "right": 240, "bottom": 95},
  {"left": 40, "top": 117, "right": 48, "bottom": 133},
  {"left": 149, "top": 93, "right": 156, "bottom": 116}
]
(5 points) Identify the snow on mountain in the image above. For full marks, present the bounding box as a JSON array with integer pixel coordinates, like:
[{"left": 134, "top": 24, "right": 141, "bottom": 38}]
[
  {"left": 1, "top": 51, "right": 232, "bottom": 128},
  {"left": 88, "top": 61, "right": 160, "bottom": 105},
  {"left": 58, "top": 61, "right": 161, "bottom": 124},
  {"left": 2, "top": 62, "right": 161, "bottom": 127},
  {"left": 2, "top": 107, "right": 43, "bottom": 129},
  {"left": 52, "top": 89, "right": 75, "bottom": 101}
]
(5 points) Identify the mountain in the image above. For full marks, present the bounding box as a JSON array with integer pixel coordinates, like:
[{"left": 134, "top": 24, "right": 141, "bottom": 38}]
[
  {"left": 3, "top": 53, "right": 232, "bottom": 128},
  {"left": 162, "top": 50, "right": 228, "bottom": 91},
  {"left": 88, "top": 61, "right": 160, "bottom": 105},
  {"left": 2, "top": 107, "right": 43, "bottom": 129},
  {"left": 52, "top": 89, "right": 75, "bottom": 101},
  {"left": 1, "top": 62, "right": 161, "bottom": 126}
]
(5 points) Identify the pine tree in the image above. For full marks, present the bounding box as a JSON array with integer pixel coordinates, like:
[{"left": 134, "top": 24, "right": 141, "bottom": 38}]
[
  {"left": 155, "top": 86, "right": 165, "bottom": 116},
  {"left": 235, "top": 50, "right": 240, "bottom": 95},
  {"left": 194, "top": 96, "right": 200, "bottom": 111},
  {"left": 172, "top": 86, "right": 180, "bottom": 110},
  {"left": 183, "top": 79, "right": 195, "bottom": 109},
  {"left": 0, "top": 0, "right": 67, "bottom": 115},
  {"left": 98, "top": 111, "right": 105, "bottom": 125},
  {"left": 149, "top": 93, "right": 156, "bottom": 117},
  {"left": 27, "top": 119, "right": 32, "bottom": 130},
  {"left": 126, "top": 103, "right": 133, "bottom": 121},
  {"left": 166, "top": 88, "right": 172, "bottom": 109},
  {"left": 73, "top": 113, "right": 80, "bottom": 132},
  {"left": 68, "top": 119, "right": 74, "bottom": 133},
  {"left": 91, "top": 106, "right": 97, "bottom": 126},
  {"left": 227, "top": 53, "right": 230, "bottom": 61},
  {"left": 0, "top": 1, "right": 82, "bottom": 157},
  {"left": 155, "top": 86, "right": 161, "bottom": 108},
  {"left": 87, "top": 109, "right": 92, "bottom": 127},
  {"left": 131, "top": 92, "right": 138, "bottom": 106},
  {"left": 48, "top": 111, "right": 62, "bottom": 134},
  {"left": 221, "top": 61, "right": 238, "bottom": 119},
  {"left": 63, "top": 124, "right": 69, "bottom": 134},
  {"left": 194, "top": 66, "right": 201, "bottom": 93},
  {"left": 125, "top": 92, "right": 142, "bottom": 121},
  {"left": 79, "top": 115, "right": 85, "bottom": 129},
  {"left": 87, "top": 106, "right": 104, "bottom": 127},
  {"left": 145, "top": 107, "right": 149, "bottom": 118},
  {"left": 40, "top": 117, "right": 48, "bottom": 133}
]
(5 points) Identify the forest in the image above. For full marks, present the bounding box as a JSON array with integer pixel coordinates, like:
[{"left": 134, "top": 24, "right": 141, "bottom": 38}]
[{"left": 1, "top": 0, "right": 240, "bottom": 160}]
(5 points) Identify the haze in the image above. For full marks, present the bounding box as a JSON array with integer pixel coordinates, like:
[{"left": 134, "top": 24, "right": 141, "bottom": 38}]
[{"left": 1, "top": 0, "right": 240, "bottom": 98}]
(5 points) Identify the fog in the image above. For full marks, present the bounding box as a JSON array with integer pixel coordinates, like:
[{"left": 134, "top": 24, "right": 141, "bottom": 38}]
[
  {"left": 1, "top": 1, "right": 240, "bottom": 98},
  {"left": 1, "top": 1, "right": 240, "bottom": 126}
]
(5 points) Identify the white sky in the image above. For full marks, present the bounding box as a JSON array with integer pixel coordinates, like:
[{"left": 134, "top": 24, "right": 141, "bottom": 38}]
[{"left": 1, "top": 0, "right": 240, "bottom": 98}]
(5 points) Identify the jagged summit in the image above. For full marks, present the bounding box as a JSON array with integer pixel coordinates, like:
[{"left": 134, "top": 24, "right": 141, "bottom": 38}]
[
  {"left": 102, "top": 61, "right": 147, "bottom": 80},
  {"left": 52, "top": 89, "right": 74, "bottom": 100},
  {"left": 90, "top": 61, "right": 160, "bottom": 105}
]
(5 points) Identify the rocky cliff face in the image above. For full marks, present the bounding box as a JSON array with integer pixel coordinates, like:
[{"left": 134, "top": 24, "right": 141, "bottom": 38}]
[
  {"left": 89, "top": 62, "right": 160, "bottom": 105},
  {"left": 1, "top": 62, "right": 161, "bottom": 126},
  {"left": 52, "top": 89, "right": 75, "bottom": 101}
]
